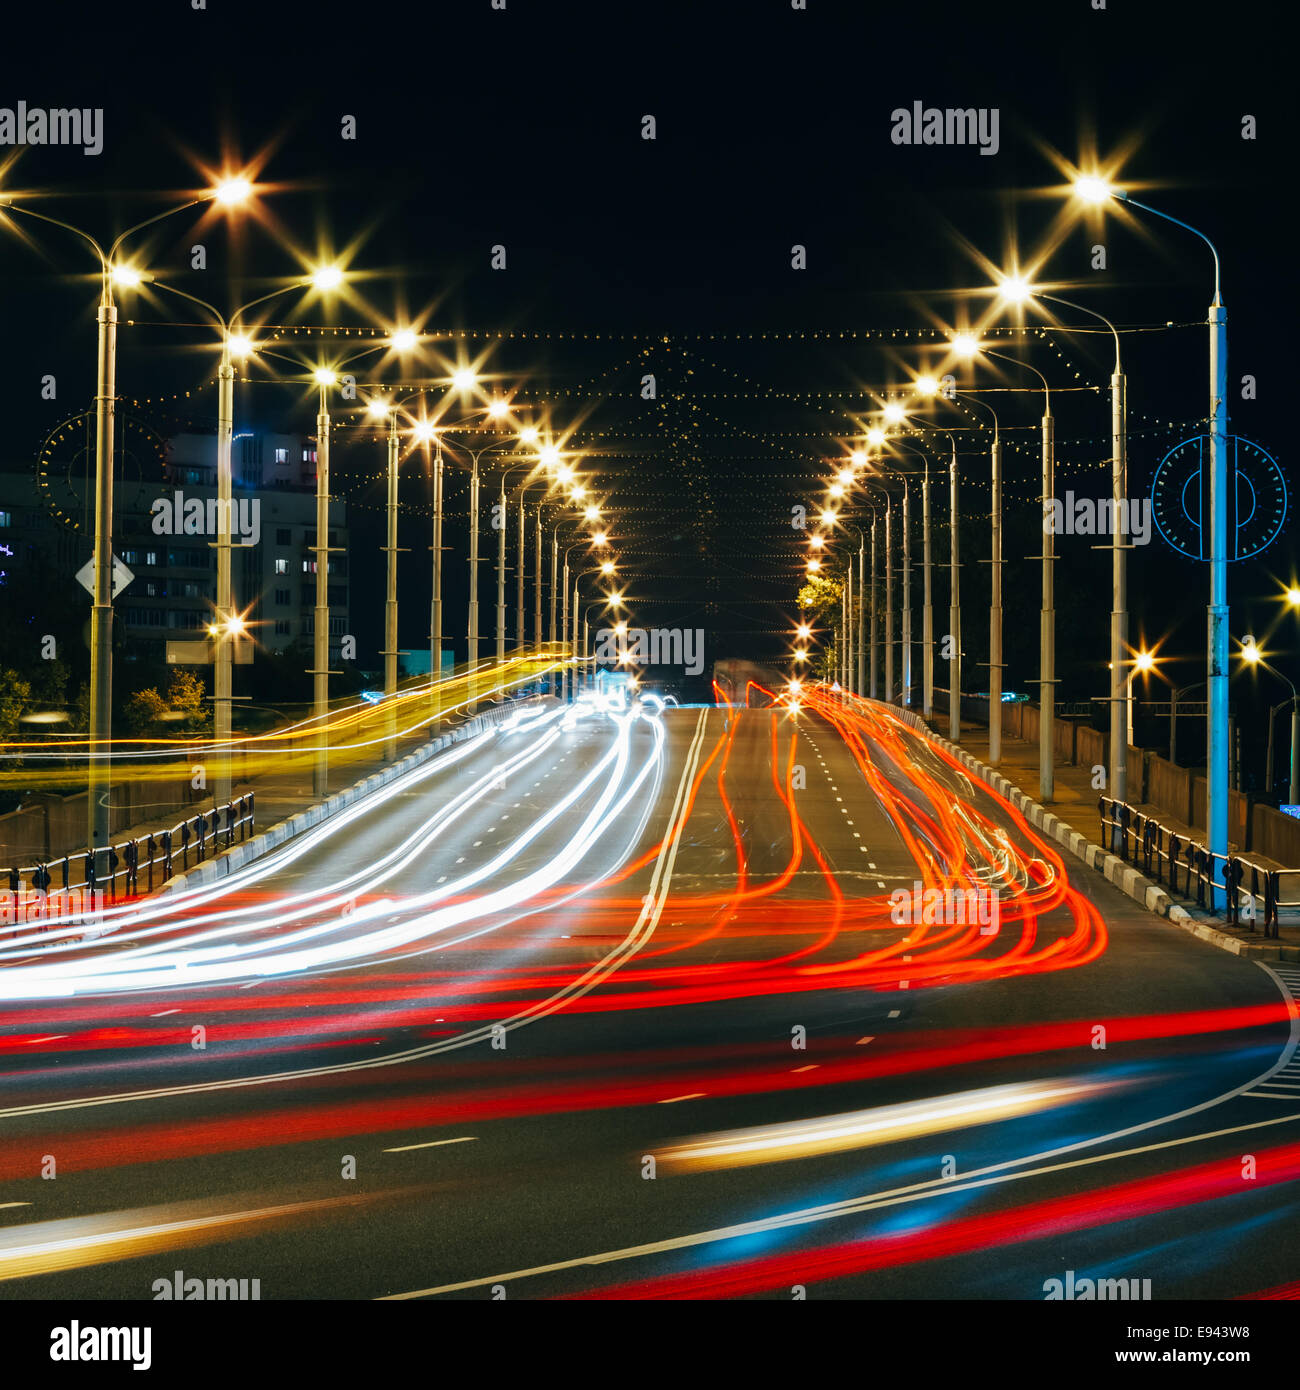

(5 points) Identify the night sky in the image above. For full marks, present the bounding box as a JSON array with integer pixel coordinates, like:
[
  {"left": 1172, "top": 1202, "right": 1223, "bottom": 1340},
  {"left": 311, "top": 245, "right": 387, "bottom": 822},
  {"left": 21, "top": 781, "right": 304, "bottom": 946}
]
[{"left": 0, "top": 1, "right": 1290, "bottom": 774}]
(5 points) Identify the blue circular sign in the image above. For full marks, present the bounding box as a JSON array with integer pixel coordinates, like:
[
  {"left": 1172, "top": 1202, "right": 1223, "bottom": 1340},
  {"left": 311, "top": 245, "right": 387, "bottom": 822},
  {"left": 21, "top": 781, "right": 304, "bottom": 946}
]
[{"left": 1150, "top": 434, "right": 1286, "bottom": 561}]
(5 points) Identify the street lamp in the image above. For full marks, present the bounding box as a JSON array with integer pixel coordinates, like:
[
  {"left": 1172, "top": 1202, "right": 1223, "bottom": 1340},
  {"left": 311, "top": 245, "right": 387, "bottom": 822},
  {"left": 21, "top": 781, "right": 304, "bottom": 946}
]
[
  {"left": 982, "top": 302, "right": 1058, "bottom": 799},
  {"left": 432, "top": 396, "right": 527, "bottom": 708},
  {"left": 1242, "top": 637, "right": 1300, "bottom": 805},
  {"left": 1127, "top": 649, "right": 1156, "bottom": 749},
  {"left": 1011, "top": 281, "right": 1130, "bottom": 811},
  {"left": 936, "top": 353, "right": 1002, "bottom": 760},
  {"left": 1074, "top": 173, "right": 1230, "bottom": 883},
  {"left": 146, "top": 272, "right": 346, "bottom": 796},
  {"left": 1, "top": 179, "right": 251, "bottom": 864}
]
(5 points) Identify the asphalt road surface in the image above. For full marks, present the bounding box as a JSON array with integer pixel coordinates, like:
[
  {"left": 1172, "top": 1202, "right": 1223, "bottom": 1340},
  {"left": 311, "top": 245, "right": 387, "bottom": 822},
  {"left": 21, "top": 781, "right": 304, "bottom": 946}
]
[{"left": 0, "top": 689, "right": 1295, "bottom": 1301}]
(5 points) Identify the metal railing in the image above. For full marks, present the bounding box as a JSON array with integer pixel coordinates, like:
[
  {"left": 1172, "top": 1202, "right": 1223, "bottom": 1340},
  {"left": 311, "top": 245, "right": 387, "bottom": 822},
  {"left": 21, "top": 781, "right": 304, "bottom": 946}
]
[
  {"left": 5, "top": 795, "right": 255, "bottom": 904},
  {"left": 1098, "top": 797, "right": 1298, "bottom": 938}
]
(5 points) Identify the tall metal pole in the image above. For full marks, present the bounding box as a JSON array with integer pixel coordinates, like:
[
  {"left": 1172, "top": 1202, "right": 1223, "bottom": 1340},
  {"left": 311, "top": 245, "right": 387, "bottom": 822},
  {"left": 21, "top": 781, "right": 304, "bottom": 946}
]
[
  {"left": 312, "top": 386, "right": 331, "bottom": 798},
  {"left": 515, "top": 488, "right": 526, "bottom": 649},
  {"left": 533, "top": 506, "right": 543, "bottom": 653},
  {"left": 844, "top": 552, "right": 853, "bottom": 692},
  {"left": 382, "top": 415, "right": 400, "bottom": 760},
  {"left": 213, "top": 342, "right": 234, "bottom": 806},
  {"left": 1208, "top": 296, "right": 1229, "bottom": 875},
  {"left": 845, "top": 575, "right": 856, "bottom": 689},
  {"left": 901, "top": 483, "right": 912, "bottom": 706},
  {"left": 857, "top": 534, "right": 866, "bottom": 698},
  {"left": 495, "top": 479, "right": 508, "bottom": 666},
  {"left": 561, "top": 558, "right": 571, "bottom": 702},
  {"left": 869, "top": 514, "right": 879, "bottom": 699},
  {"left": 571, "top": 581, "right": 581, "bottom": 699},
  {"left": 1040, "top": 408, "right": 1056, "bottom": 800},
  {"left": 989, "top": 432, "right": 1003, "bottom": 765},
  {"left": 948, "top": 439, "right": 961, "bottom": 742},
  {"left": 922, "top": 465, "right": 933, "bottom": 719},
  {"left": 1290, "top": 706, "right": 1300, "bottom": 806},
  {"left": 1109, "top": 370, "right": 1128, "bottom": 819},
  {"left": 550, "top": 530, "right": 559, "bottom": 696},
  {"left": 885, "top": 503, "right": 895, "bottom": 702},
  {"left": 88, "top": 282, "right": 117, "bottom": 864},
  {"left": 467, "top": 458, "right": 480, "bottom": 710},
  {"left": 1040, "top": 294, "right": 1127, "bottom": 816},
  {"left": 429, "top": 441, "right": 444, "bottom": 700},
  {"left": 1113, "top": 194, "right": 1227, "bottom": 880}
]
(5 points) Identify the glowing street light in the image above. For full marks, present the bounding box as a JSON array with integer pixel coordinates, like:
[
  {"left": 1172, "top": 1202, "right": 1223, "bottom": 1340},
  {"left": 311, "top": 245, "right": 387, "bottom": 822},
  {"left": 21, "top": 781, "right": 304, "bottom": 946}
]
[
  {"left": 1070, "top": 172, "right": 1232, "bottom": 879},
  {"left": 213, "top": 176, "right": 253, "bottom": 206},
  {"left": 1073, "top": 174, "right": 1114, "bottom": 205},
  {"left": 996, "top": 273, "right": 1034, "bottom": 305},
  {"left": 0, "top": 182, "right": 255, "bottom": 861},
  {"left": 311, "top": 264, "right": 344, "bottom": 290},
  {"left": 1127, "top": 649, "right": 1157, "bottom": 747}
]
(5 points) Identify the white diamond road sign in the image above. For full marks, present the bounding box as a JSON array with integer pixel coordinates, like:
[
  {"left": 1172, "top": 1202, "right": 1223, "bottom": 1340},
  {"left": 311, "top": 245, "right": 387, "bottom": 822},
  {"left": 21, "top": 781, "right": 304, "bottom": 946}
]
[{"left": 74, "top": 555, "right": 135, "bottom": 600}]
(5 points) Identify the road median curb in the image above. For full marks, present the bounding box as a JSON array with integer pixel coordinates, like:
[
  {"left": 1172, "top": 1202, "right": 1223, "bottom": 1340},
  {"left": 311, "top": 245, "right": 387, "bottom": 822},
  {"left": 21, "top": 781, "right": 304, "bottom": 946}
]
[{"left": 877, "top": 702, "right": 1293, "bottom": 962}]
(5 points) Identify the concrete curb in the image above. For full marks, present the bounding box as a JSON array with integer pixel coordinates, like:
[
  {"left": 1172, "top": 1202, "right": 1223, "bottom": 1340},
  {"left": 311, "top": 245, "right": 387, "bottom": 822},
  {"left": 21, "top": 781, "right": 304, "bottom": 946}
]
[
  {"left": 155, "top": 702, "right": 523, "bottom": 899},
  {"left": 881, "top": 703, "right": 1294, "bottom": 962}
]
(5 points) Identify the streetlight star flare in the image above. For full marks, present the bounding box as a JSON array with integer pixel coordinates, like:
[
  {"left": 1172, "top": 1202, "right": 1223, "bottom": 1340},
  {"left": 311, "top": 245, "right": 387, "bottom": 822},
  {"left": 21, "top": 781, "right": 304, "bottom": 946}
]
[
  {"left": 212, "top": 176, "right": 253, "bottom": 206},
  {"left": 1074, "top": 174, "right": 1115, "bottom": 204}
]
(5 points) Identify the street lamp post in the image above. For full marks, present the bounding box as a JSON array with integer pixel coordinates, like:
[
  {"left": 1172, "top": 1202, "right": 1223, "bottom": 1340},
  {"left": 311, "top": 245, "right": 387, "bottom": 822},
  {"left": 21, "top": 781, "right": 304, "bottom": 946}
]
[
  {"left": 870, "top": 512, "right": 879, "bottom": 699},
  {"left": 922, "top": 461, "right": 933, "bottom": 718},
  {"left": 428, "top": 437, "right": 444, "bottom": 698},
  {"left": 534, "top": 505, "right": 544, "bottom": 652},
  {"left": 1078, "top": 179, "right": 1229, "bottom": 880},
  {"left": 1, "top": 190, "right": 236, "bottom": 865},
  {"left": 985, "top": 346, "right": 1055, "bottom": 798},
  {"left": 1243, "top": 641, "right": 1300, "bottom": 805},
  {"left": 857, "top": 529, "right": 866, "bottom": 698},
  {"left": 949, "top": 438, "right": 962, "bottom": 739},
  {"left": 884, "top": 501, "right": 895, "bottom": 702},
  {"left": 901, "top": 481, "right": 912, "bottom": 706},
  {"left": 942, "top": 385, "right": 1001, "bottom": 762},
  {"left": 890, "top": 440, "right": 938, "bottom": 719},
  {"left": 1037, "top": 291, "right": 1128, "bottom": 813},
  {"left": 1126, "top": 652, "right": 1154, "bottom": 749},
  {"left": 312, "top": 372, "right": 335, "bottom": 798}
]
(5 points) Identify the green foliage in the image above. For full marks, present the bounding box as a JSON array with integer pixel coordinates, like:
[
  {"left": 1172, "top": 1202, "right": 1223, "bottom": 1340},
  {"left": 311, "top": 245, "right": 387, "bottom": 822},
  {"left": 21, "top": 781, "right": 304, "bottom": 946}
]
[
  {"left": 0, "top": 668, "right": 32, "bottom": 740},
  {"left": 797, "top": 573, "right": 842, "bottom": 621},
  {"left": 122, "top": 670, "right": 210, "bottom": 735}
]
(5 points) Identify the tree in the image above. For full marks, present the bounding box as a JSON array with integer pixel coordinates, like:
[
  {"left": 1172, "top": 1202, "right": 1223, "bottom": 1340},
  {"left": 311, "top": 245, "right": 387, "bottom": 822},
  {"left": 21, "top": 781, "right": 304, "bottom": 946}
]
[
  {"left": 123, "top": 685, "right": 170, "bottom": 734},
  {"left": 0, "top": 668, "right": 32, "bottom": 739},
  {"left": 122, "top": 670, "right": 210, "bottom": 735},
  {"left": 797, "top": 572, "right": 842, "bottom": 623}
]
